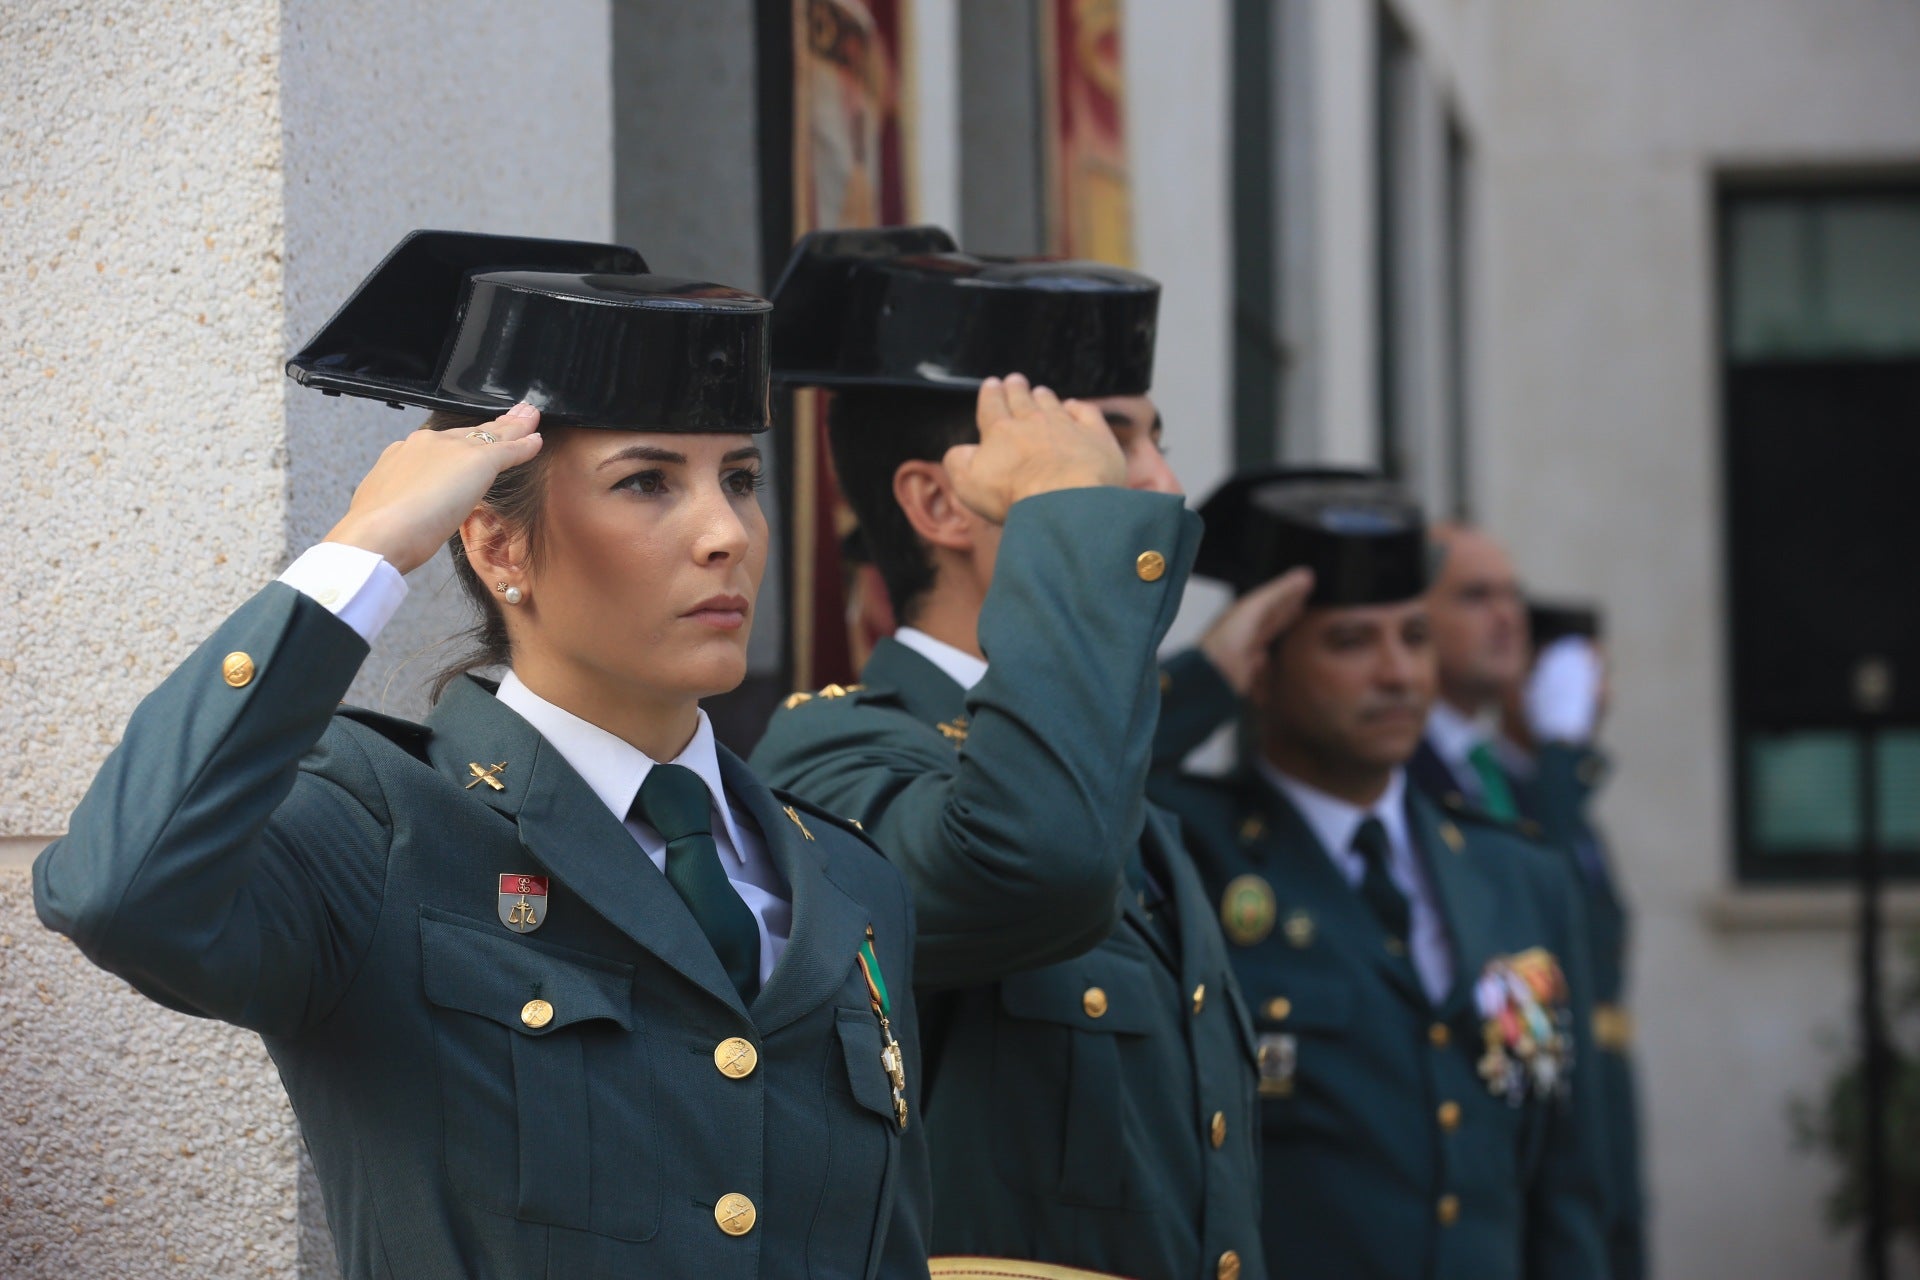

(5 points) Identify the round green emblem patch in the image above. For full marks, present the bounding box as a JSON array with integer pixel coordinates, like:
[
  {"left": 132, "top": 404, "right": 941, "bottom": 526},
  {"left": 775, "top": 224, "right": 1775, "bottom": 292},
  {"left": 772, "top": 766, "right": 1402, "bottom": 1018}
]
[{"left": 1220, "top": 874, "right": 1277, "bottom": 947}]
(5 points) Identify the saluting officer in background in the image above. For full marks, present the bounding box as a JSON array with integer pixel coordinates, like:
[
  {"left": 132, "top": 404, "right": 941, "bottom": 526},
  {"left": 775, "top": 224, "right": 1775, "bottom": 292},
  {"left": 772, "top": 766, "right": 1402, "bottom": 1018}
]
[
  {"left": 1410, "top": 523, "right": 1533, "bottom": 820},
  {"left": 1495, "top": 602, "right": 1646, "bottom": 1280},
  {"left": 1148, "top": 469, "right": 1610, "bottom": 1280},
  {"left": 35, "top": 232, "right": 930, "bottom": 1279},
  {"left": 751, "top": 227, "right": 1267, "bottom": 1280}
]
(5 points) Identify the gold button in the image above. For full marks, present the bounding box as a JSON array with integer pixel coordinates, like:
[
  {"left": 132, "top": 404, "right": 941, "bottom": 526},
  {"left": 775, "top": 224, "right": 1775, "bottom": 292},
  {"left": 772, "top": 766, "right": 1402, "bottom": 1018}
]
[
  {"left": 1209, "top": 1111, "right": 1227, "bottom": 1148},
  {"left": 1429, "top": 1022, "right": 1451, "bottom": 1048},
  {"left": 1192, "top": 984, "right": 1207, "bottom": 1014},
  {"left": 1437, "top": 1194, "right": 1460, "bottom": 1226},
  {"left": 714, "top": 1037, "right": 758, "bottom": 1079},
  {"left": 1438, "top": 1100, "right": 1462, "bottom": 1131},
  {"left": 1083, "top": 987, "right": 1108, "bottom": 1018},
  {"left": 520, "top": 998, "right": 553, "bottom": 1029},
  {"left": 1265, "top": 996, "right": 1292, "bottom": 1022},
  {"left": 221, "top": 652, "right": 255, "bottom": 688},
  {"left": 714, "top": 1192, "right": 757, "bottom": 1236},
  {"left": 1136, "top": 550, "right": 1167, "bottom": 582},
  {"left": 1217, "top": 1250, "right": 1242, "bottom": 1280}
]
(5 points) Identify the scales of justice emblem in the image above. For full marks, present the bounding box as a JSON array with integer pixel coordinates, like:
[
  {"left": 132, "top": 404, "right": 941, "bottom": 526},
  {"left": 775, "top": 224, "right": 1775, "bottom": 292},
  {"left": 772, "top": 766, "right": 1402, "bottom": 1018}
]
[{"left": 498, "top": 874, "right": 550, "bottom": 934}]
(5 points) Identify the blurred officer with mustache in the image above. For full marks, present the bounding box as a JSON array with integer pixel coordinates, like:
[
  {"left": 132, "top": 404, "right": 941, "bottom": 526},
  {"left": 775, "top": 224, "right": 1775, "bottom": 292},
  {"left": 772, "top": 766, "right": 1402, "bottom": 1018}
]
[{"left": 1149, "top": 468, "right": 1610, "bottom": 1280}]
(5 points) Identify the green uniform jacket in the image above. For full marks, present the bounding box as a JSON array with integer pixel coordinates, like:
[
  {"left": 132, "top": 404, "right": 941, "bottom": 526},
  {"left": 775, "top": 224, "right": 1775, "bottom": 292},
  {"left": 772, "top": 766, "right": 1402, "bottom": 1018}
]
[
  {"left": 751, "top": 490, "right": 1267, "bottom": 1280},
  {"left": 1517, "top": 746, "right": 1644, "bottom": 1280},
  {"left": 35, "top": 584, "right": 932, "bottom": 1280},
  {"left": 1149, "top": 766, "right": 1610, "bottom": 1280}
]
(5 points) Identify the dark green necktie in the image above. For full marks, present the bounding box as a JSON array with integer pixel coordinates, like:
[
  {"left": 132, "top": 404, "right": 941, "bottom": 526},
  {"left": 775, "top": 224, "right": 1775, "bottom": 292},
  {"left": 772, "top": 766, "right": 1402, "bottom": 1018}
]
[
  {"left": 633, "top": 763, "right": 761, "bottom": 1002},
  {"left": 1352, "top": 817, "right": 1412, "bottom": 946},
  {"left": 1466, "top": 743, "right": 1520, "bottom": 822}
]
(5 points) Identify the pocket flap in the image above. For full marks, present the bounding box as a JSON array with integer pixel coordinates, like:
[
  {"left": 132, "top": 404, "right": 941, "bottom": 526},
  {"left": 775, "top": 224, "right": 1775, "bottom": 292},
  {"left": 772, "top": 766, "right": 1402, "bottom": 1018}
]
[
  {"left": 419, "top": 907, "right": 635, "bottom": 1035},
  {"left": 999, "top": 949, "right": 1159, "bottom": 1036},
  {"left": 836, "top": 1011, "right": 901, "bottom": 1124},
  {"left": 1254, "top": 973, "right": 1353, "bottom": 1033}
]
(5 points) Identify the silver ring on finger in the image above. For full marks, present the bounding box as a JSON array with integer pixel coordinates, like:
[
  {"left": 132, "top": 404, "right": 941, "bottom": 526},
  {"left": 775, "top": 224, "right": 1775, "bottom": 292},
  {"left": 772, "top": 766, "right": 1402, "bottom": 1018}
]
[{"left": 465, "top": 429, "right": 499, "bottom": 444}]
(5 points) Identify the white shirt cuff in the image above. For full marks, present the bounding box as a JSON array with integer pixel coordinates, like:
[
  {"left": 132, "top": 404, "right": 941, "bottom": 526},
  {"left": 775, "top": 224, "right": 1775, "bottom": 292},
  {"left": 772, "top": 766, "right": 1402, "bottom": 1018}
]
[
  {"left": 1526, "top": 637, "right": 1603, "bottom": 744},
  {"left": 278, "top": 543, "right": 409, "bottom": 645}
]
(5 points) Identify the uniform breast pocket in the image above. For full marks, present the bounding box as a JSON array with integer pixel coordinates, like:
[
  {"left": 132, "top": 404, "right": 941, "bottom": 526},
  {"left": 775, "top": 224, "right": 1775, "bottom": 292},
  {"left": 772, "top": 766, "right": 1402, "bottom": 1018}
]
[
  {"left": 1251, "top": 973, "right": 1352, "bottom": 1109},
  {"left": 993, "top": 948, "right": 1161, "bottom": 1210},
  {"left": 418, "top": 907, "right": 659, "bottom": 1241},
  {"left": 812, "top": 1010, "right": 905, "bottom": 1280}
]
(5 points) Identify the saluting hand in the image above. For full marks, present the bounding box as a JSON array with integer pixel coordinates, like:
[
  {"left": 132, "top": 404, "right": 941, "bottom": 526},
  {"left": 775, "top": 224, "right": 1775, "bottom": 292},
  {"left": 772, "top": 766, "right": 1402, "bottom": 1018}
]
[
  {"left": 1200, "top": 567, "right": 1316, "bottom": 696},
  {"left": 943, "top": 373, "right": 1127, "bottom": 524},
  {"left": 324, "top": 402, "right": 545, "bottom": 575}
]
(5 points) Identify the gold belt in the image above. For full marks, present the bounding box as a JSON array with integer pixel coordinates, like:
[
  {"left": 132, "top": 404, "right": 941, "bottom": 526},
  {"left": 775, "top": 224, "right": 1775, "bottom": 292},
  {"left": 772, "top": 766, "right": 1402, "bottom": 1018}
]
[
  {"left": 1593, "top": 1003, "right": 1635, "bottom": 1052},
  {"left": 931, "top": 1260, "right": 1133, "bottom": 1280}
]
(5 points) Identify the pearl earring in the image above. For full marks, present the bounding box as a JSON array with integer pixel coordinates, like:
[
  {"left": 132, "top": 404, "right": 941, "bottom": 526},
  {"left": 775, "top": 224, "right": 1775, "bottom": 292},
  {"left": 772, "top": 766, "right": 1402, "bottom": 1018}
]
[{"left": 495, "top": 582, "right": 524, "bottom": 605}]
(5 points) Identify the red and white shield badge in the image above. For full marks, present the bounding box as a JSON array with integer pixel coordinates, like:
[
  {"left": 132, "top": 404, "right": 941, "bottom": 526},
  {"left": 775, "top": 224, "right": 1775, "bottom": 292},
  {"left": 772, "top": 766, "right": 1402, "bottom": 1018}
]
[{"left": 498, "top": 874, "right": 549, "bottom": 933}]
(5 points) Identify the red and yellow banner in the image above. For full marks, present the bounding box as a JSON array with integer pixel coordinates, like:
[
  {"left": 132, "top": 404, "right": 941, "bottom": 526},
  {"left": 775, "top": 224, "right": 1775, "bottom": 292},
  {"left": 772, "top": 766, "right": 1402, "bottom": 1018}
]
[
  {"left": 789, "top": 0, "right": 915, "bottom": 689},
  {"left": 1040, "top": 0, "right": 1134, "bottom": 265}
]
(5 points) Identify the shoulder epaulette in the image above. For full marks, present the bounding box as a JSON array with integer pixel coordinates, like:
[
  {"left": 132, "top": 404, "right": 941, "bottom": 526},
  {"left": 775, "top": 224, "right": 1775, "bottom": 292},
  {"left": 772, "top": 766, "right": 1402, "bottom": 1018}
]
[
  {"left": 1436, "top": 790, "right": 1546, "bottom": 842},
  {"left": 334, "top": 704, "right": 432, "bottom": 762},
  {"left": 777, "top": 682, "right": 870, "bottom": 711}
]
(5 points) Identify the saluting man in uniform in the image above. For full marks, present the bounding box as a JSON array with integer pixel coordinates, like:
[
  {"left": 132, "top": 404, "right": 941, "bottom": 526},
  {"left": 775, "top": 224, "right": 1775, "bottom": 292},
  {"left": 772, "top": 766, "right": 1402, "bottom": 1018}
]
[
  {"left": 36, "top": 232, "right": 931, "bottom": 1278},
  {"left": 1148, "top": 469, "right": 1610, "bottom": 1280},
  {"left": 750, "top": 227, "right": 1267, "bottom": 1280},
  {"left": 1495, "top": 601, "right": 1646, "bottom": 1280}
]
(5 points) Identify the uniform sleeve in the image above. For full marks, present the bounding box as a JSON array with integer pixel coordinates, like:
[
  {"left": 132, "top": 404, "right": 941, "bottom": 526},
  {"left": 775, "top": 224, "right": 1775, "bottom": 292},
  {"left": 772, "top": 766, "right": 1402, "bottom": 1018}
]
[
  {"left": 34, "top": 583, "right": 392, "bottom": 1039},
  {"left": 1151, "top": 647, "right": 1241, "bottom": 768},
  {"left": 1524, "top": 853, "right": 1612, "bottom": 1280},
  {"left": 1525, "top": 743, "right": 1599, "bottom": 854},
  {"left": 754, "top": 488, "right": 1202, "bottom": 991}
]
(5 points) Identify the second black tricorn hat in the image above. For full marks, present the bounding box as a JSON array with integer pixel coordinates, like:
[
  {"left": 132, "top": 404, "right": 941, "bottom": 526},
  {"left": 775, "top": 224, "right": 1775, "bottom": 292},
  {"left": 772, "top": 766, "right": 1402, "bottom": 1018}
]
[
  {"left": 1195, "top": 467, "right": 1431, "bottom": 605},
  {"left": 768, "top": 225, "right": 1160, "bottom": 397},
  {"left": 1528, "top": 600, "right": 1603, "bottom": 648},
  {"left": 287, "top": 230, "right": 772, "bottom": 431}
]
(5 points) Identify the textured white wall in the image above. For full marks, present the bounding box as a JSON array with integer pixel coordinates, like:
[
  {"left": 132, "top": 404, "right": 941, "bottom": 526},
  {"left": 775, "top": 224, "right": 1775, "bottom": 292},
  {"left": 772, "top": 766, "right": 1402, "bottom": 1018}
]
[
  {"left": 2, "top": 0, "right": 289, "bottom": 840},
  {"left": 0, "top": 919, "right": 307, "bottom": 1277},
  {"left": 281, "top": 0, "right": 615, "bottom": 720},
  {"left": 1480, "top": 2, "right": 1920, "bottom": 1277}
]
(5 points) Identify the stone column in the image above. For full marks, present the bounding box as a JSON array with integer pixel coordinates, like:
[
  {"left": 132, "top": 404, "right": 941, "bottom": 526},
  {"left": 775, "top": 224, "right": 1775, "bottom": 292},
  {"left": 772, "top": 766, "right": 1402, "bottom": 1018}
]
[{"left": 2, "top": 2, "right": 612, "bottom": 1274}]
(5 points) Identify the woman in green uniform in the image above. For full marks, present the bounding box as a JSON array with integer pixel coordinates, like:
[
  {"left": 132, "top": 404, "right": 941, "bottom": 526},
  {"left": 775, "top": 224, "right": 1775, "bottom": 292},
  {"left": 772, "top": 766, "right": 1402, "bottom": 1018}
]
[{"left": 34, "top": 232, "right": 929, "bottom": 1279}]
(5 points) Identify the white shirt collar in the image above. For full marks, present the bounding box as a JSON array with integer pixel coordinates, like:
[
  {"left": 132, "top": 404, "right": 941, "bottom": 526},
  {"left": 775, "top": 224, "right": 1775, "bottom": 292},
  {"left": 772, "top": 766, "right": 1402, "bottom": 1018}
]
[
  {"left": 1256, "top": 759, "right": 1412, "bottom": 878},
  {"left": 1425, "top": 699, "right": 1492, "bottom": 771},
  {"left": 494, "top": 670, "right": 748, "bottom": 859},
  {"left": 893, "top": 626, "right": 989, "bottom": 691}
]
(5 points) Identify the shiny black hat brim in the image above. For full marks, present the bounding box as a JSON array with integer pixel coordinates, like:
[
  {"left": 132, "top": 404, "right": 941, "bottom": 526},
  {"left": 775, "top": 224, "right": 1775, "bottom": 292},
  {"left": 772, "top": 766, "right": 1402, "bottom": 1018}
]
[
  {"left": 1195, "top": 466, "right": 1432, "bottom": 605},
  {"left": 769, "top": 225, "right": 1159, "bottom": 398},
  {"left": 286, "top": 230, "right": 775, "bottom": 432}
]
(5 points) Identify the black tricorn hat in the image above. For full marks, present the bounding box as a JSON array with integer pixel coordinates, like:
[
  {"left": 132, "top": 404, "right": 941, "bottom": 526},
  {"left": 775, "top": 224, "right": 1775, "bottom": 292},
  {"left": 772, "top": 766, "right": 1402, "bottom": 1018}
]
[
  {"left": 768, "top": 225, "right": 1159, "bottom": 397},
  {"left": 286, "top": 230, "right": 772, "bottom": 432},
  {"left": 1527, "top": 599, "right": 1603, "bottom": 648},
  {"left": 1195, "top": 467, "right": 1431, "bottom": 605}
]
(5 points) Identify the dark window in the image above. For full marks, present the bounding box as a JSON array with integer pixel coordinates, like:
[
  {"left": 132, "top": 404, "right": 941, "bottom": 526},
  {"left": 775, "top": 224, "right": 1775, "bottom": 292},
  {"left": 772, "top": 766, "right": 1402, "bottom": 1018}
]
[
  {"left": 1231, "top": 0, "right": 1283, "bottom": 468},
  {"left": 1720, "top": 182, "right": 1920, "bottom": 880},
  {"left": 1443, "top": 115, "right": 1472, "bottom": 519},
  {"left": 1374, "top": 5, "right": 1415, "bottom": 480}
]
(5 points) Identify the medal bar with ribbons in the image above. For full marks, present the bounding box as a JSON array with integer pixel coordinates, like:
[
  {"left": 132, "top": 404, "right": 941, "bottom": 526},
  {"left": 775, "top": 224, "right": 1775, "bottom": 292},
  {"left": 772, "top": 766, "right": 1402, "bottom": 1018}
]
[{"left": 856, "top": 924, "right": 909, "bottom": 1129}]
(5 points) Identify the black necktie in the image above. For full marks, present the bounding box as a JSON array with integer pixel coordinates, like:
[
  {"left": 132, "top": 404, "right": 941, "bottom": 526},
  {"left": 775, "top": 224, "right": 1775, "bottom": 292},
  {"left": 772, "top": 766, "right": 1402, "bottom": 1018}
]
[
  {"left": 1352, "top": 816, "right": 1412, "bottom": 946},
  {"left": 632, "top": 763, "right": 761, "bottom": 1002}
]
